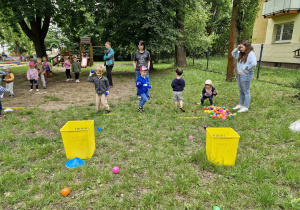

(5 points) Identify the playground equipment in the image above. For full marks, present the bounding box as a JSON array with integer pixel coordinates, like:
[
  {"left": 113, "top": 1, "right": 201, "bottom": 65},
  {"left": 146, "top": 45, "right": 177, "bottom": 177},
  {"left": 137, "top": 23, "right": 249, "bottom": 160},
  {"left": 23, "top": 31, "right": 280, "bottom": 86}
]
[{"left": 80, "top": 37, "right": 93, "bottom": 68}]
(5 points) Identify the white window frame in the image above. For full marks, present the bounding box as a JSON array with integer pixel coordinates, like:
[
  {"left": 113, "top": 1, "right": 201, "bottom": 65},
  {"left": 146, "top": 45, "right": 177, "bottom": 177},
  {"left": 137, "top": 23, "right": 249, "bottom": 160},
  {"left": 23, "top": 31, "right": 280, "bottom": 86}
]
[{"left": 274, "top": 22, "right": 294, "bottom": 43}]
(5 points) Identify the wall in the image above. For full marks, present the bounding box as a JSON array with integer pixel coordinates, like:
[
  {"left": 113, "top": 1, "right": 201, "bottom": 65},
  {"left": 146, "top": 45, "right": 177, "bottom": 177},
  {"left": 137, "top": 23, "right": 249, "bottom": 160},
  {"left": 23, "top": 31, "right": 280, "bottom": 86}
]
[{"left": 252, "top": 0, "right": 269, "bottom": 44}]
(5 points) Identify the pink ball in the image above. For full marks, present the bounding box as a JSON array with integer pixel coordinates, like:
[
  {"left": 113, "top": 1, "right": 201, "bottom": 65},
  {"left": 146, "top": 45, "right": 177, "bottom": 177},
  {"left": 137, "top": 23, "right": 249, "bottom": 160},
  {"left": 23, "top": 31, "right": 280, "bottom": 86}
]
[
  {"left": 189, "top": 135, "right": 193, "bottom": 140},
  {"left": 112, "top": 166, "right": 119, "bottom": 174}
]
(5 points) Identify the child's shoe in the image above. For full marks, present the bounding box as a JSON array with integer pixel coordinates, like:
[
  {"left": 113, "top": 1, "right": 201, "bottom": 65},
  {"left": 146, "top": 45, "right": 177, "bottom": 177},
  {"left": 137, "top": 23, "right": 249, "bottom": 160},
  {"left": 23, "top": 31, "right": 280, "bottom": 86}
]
[
  {"left": 36, "top": 89, "right": 40, "bottom": 92},
  {"left": 106, "top": 110, "right": 111, "bottom": 114},
  {"left": 0, "top": 114, "right": 5, "bottom": 119},
  {"left": 233, "top": 105, "right": 243, "bottom": 110},
  {"left": 138, "top": 107, "right": 144, "bottom": 112},
  {"left": 30, "top": 89, "right": 33, "bottom": 92},
  {"left": 180, "top": 107, "right": 185, "bottom": 112},
  {"left": 9, "top": 94, "right": 14, "bottom": 97}
]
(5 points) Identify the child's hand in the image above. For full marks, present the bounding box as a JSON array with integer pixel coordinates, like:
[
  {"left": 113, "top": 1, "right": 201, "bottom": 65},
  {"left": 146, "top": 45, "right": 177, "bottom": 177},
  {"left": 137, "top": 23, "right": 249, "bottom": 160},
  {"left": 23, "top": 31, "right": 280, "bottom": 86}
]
[
  {"left": 137, "top": 82, "right": 140, "bottom": 86},
  {"left": 213, "top": 90, "right": 217, "bottom": 94},
  {"left": 89, "top": 73, "right": 93, "bottom": 76}
]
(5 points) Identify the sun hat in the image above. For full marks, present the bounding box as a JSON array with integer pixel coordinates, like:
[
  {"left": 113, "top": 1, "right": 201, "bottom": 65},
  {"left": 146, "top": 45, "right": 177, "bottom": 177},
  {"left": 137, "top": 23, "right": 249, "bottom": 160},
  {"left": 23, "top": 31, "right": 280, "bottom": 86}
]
[
  {"left": 205, "top": 79, "right": 213, "bottom": 85},
  {"left": 3, "top": 66, "right": 10, "bottom": 70},
  {"left": 140, "top": 66, "right": 148, "bottom": 71},
  {"left": 29, "top": 62, "right": 35, "bottom": 66}
]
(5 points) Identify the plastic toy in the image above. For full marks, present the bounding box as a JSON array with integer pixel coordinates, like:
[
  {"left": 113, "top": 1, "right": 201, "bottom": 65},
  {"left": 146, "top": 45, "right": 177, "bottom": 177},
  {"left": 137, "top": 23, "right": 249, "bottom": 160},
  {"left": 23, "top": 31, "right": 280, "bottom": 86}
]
[
  {"left": 148, "top": 85, "right": 152, "bottom": 89},
  {"left": 189, "top": 135, "right": 193, "bottom": 140},
  {"left": 204, "top": 106, "right": 236, "bottom": 120},
  {"left": 213, "top": 206, "right": 221, "bottom": 210},
  {"left": 90, "top": 70, "right": 94, "bottom": 73},
  {"left": 97, "top": 127, "right": 102, "bottom": 131},
  {"left": 204, "top": 125, "right": 208, "bottom": 129},
  {"left": 113, "top": 166, "right": 119, "bottom": 174},
  {"left": 105, "top": 91, "right": 108, "bottom": 95},
  {"left": 61, "top": 188, "right": 70, "bottom": 196},
  {"left": 66, "top": 157, "right": 85, "bottom": 168}
]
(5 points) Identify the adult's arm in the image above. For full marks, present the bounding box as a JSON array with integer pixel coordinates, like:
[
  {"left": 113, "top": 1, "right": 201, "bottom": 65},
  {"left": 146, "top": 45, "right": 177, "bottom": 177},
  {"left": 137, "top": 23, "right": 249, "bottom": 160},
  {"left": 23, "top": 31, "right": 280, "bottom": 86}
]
[
  {"left": 147, "top": 51, "right": 151, "bottom": 69},
  {"left": 104, "top": 49, "right": 114, "bottom": 60},
  {"left": 231, "top": 48, "right": 240, "bottom": 60},
  {"left": 133, "top": 51, "right": 137, "bottom": 69},
  {"left": 245, "top": 51, "right": 257, "bottom": 72}
]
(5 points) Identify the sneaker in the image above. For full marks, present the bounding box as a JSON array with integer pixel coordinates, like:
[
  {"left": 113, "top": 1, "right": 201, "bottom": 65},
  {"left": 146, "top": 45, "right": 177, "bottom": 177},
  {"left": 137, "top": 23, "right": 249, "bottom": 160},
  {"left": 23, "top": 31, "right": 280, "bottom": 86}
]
[
  {"left": 70, "top": 78, "right": 73, "bottom": 81},
  {"left": 43, "top": 86, "right": 46, "bottom": 89},
  {"left": 36, "top": 89, "right": 39, "bottom": 92},
  {"left": 9, "top": 94, "right": 14, "bottom": 97},
  {"left": 106, "top": 110, "right": 111, "bottom": 114},
  {"left": 77, "top": 80, "right": 80, "bottom": 83},
  {"left": 175, "top": 107, "right": 178, "bottom": 110},
  {"left": 0, "top": 114, "right": 5, "bottom": 119},
  {"left": 66, "top": 79, "right": 70, "bottom": 82},
  {"left": 238, "top": 107, "right": 248, "bottom": 113},
  {"left": 233, "top": 105, "right": 243, "bottom": 110},
  {"left": 110, "top": 86, "right": 113, "bottom": 88},
  {"left": 180, "top": 107, "right": 186, "bottom": 112},
  {"left": 30, "top": 89, "right": 33, "bottom": 92},
  {"left": 138, "top": 107, "right": 144, "bottom": 113},
  {"left": 137, "top": 96, "right": 141, "bottom": 98}
]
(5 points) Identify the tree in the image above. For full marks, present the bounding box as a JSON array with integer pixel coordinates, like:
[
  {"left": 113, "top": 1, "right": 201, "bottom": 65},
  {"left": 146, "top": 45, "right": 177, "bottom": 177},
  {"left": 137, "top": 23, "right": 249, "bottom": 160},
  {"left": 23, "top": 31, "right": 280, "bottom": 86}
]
[{"left": 226, "top": 0, "right": 260, "bottom": 81}]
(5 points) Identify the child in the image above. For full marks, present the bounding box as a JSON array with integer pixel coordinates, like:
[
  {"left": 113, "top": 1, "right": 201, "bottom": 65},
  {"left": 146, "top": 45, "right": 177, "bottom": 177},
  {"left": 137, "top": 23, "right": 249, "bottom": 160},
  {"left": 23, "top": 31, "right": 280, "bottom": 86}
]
[
  {"left": 35, "top": 57, "right": 46, "bottom": 89},
  {"left": 71, "top": 56, "right": 81, "bottom": 83},
  {"left": 42, "top": 56, "right": 53, "bottom": 83},
  {"left": 88, "top": 66, "right": 110, "bottom": 113},
  {"left": 27, "top": 62, "right": 39, "bottom": 92},
  {"left": 171, "top": 67, "right": 185, "bottom": 112},
  {"left": 136, "top": 66, "right": 151, "bottom": 112},
  {"left": 2, "top": 66, "right": 15, "bottom": 97},
  {"left": 0, "top": 69, "right": 6, "bottom": 84},
  {"left": 0, "top": 85, "right": 10, "bottom": 119},
  {"left": 201, "top": 80, "right": 217, "bottom": 106},
  {"left": 64, "top": 57, "right": 72, "bottom": 81}
]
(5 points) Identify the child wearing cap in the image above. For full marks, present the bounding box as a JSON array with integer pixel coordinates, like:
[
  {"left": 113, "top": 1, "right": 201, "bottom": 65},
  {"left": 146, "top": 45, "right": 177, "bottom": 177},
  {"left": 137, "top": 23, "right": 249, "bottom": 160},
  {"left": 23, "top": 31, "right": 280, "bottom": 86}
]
[
  {"left": 171, "top": 67, "right": 185, "bottom": 112},
  {"left": 201, "top": 80, "right": 217, "bottom": 106},
  {"left": 71, "top": 56, "right": 81, "bottom": 83},
  {"left": 88, "top": 66, "right": 111, "bottom": 113},
  {"left": 27, "top": 62, "right": 39, "bottom": 92},
  {"left": 0, "top": 85, "right": 10, "bottom": 119},
  {"left": 2, "top": 66, "right": 15, "bottom": 97},
  {"left": 136, "top": 66, "right": 151, "bottom": 112}
]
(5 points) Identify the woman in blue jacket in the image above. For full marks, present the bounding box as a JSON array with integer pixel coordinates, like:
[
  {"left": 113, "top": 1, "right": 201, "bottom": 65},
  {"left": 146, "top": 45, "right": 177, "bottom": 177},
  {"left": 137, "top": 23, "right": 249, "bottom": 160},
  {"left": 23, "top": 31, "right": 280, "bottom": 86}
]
[
  {"left": 103, "top": 42, "right": 114, "bottom": 87},
  {"left": 232, "top": 41, "right": 257, "bottom": 113}
]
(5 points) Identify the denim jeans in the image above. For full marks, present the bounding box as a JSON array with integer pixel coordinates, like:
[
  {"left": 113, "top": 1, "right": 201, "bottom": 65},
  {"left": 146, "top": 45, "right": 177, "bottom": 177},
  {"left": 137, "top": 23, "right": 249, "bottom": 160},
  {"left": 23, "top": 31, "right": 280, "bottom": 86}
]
[
  {"left": 238, "top": 71, "right": 254, "bottom": 108},
  {"left": 135, "top": 71, "right": 150, "bottom": 99},
  {"left": 139, "top": 93, "right": 148, "bottom": 108}
]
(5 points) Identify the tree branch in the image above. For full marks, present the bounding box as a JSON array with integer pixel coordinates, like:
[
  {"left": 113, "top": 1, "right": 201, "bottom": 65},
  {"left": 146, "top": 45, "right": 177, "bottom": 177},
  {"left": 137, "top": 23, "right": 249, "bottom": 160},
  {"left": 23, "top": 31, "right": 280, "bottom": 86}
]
[
  {"left": 42, "top": 16, "right": 51, "bottom": 39},
  {"left": 18, "top": 20, "right": 34, "bottom": 41}
]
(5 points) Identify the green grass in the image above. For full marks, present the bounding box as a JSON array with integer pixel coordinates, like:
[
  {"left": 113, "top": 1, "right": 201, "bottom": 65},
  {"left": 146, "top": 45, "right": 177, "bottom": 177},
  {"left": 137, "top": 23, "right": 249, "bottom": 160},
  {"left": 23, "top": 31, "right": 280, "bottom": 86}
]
[{"left": 1, "top": 61, "right": 299, "bottom": 209}]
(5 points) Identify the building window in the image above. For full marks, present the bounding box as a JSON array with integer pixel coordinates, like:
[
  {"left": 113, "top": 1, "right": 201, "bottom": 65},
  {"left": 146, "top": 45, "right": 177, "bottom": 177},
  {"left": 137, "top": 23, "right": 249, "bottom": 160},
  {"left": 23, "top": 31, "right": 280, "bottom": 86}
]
[{"left": 275, "top": 22, "right": 294, "bottom": 42}]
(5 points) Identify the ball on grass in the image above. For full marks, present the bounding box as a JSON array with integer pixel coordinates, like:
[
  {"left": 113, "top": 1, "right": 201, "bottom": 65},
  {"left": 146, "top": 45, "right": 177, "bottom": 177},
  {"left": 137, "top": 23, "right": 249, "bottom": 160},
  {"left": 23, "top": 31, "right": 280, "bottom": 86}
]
[
  {"left": 97, "top": 127, "right": 102, "bottom": 131},
  {"left": 61, "top": 188, "right": 70, "bottom": 197},
  {"left": 189, "top": 135, "right": 193, "bottom": 140},
  {"left": 113, "top": 166, "right": 119, "bottom": 174},
  {"left": 204, "top": 125, "right": 208, "bottom": 129}
]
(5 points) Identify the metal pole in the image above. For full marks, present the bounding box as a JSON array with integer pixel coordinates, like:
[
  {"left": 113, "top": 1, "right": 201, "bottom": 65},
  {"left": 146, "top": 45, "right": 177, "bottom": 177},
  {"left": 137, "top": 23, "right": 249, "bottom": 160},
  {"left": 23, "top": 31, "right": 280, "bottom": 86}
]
[
  {"left": 193, "top": 50, "right": 195, "bottom": 66},
  {"left": 257, "top": 44, "right": 264, "bottom": 80},
  {"left": 206, "top": 47, "right": 210, "bottom": 70}
]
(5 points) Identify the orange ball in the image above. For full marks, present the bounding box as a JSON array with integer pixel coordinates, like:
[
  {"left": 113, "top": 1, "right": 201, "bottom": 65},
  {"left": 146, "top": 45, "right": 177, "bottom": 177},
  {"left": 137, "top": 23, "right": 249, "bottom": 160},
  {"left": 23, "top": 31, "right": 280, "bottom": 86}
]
[{"left": 61, "top": 188, "right": 70, "bottom": 197}]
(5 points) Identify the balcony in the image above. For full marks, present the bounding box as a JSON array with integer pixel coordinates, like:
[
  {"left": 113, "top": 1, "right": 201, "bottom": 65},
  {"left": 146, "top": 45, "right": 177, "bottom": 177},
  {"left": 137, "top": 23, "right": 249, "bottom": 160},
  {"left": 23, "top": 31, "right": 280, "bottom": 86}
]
[{"left": 263, "top": 0, "right": 300, "bottom": 18}]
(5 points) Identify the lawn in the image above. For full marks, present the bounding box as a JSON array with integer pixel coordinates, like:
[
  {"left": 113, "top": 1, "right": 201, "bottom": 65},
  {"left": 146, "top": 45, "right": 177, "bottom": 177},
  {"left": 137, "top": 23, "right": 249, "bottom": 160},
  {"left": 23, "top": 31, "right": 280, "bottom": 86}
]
[{"left": 0, "top": 60, "right": 299, "bottom": 209}]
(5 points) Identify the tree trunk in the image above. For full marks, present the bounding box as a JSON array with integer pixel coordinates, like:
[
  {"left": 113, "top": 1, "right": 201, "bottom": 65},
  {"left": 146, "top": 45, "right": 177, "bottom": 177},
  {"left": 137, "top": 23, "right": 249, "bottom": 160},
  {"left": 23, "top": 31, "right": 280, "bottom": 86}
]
[
  {"left": 17, "top": 14, "right": 50, "bottom": 58},
  {"left": 226, "top": 0, "right": 238, "bottom": 81},
  {"left": 15, "top": 41, "right": 20, "bottom": 56},
  {"left": 175, "top": 1, "right": 187, "bottom": 67}
]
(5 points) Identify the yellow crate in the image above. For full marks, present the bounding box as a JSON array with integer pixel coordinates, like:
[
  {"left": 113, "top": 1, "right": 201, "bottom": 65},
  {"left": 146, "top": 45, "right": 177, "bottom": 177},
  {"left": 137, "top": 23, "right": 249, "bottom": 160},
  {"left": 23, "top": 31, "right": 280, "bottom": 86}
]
[
  {"left": 206, "top": 128, "right": 240, "bottom": 166},
  {"left": 60, "top": 120, "right": 95, "bottom": 159}
]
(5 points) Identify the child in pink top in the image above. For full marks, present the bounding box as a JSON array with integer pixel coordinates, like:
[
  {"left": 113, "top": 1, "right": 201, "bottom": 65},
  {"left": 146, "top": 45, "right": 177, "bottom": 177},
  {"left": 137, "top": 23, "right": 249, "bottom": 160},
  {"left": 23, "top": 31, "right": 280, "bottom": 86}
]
[
  {"left": 27, "top": 62, "right": 39, "bottom": 92},
  {"left": 64, "top": 57, "right": 72, "bottom": 81}
]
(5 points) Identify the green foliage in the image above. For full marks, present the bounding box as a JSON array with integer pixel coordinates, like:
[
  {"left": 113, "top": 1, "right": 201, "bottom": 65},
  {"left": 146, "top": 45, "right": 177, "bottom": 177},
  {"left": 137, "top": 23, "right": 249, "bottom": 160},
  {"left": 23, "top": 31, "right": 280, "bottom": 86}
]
[{"left": 236, "top": 0, "right": 260, "bottom": 43}]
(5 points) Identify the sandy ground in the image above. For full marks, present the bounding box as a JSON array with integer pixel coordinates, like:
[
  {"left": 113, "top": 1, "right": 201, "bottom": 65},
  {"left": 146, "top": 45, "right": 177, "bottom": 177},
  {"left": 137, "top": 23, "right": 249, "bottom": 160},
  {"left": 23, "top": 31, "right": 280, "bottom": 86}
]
[{"left": 1, "top": 66, "right": 136, "bottom": 111}]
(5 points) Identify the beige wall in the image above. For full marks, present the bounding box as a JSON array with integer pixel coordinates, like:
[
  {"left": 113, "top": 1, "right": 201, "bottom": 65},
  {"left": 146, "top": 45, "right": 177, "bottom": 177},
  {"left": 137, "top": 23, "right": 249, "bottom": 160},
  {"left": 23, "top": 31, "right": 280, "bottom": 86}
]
[{"left": 252, "top": 0, "right": 268, "bottom": 44}]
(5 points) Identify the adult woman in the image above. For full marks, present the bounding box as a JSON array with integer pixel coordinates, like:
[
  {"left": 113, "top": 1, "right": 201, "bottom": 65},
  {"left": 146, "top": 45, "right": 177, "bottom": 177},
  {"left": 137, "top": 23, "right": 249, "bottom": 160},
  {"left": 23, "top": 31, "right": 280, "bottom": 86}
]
[
  {"left": 232, "top": 40, "right": 257, "bottom": 113},
  {"left": 133, "top": 40, "right": 151, "bottom": 98},
  {"left": 103, "top": 42, "right": 114, "bottom": 87}
]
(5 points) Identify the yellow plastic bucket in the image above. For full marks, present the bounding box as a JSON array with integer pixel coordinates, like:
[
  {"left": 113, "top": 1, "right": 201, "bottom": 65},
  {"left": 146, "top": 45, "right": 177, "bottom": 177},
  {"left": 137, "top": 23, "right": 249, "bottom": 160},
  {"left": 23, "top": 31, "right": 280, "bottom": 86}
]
[
  {"left": 206, "top": 128, "right": 240, "bottom": 166},
  {"left": 60, "top": 120, "right": 95, "bottom": 159}
]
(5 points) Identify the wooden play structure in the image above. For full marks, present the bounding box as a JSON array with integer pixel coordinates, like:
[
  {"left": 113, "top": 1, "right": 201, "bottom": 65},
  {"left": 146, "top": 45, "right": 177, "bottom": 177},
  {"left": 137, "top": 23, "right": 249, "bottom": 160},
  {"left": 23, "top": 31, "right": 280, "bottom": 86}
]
[{"left": 80, "top": 37, "right": 93, "bottom": 67}]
